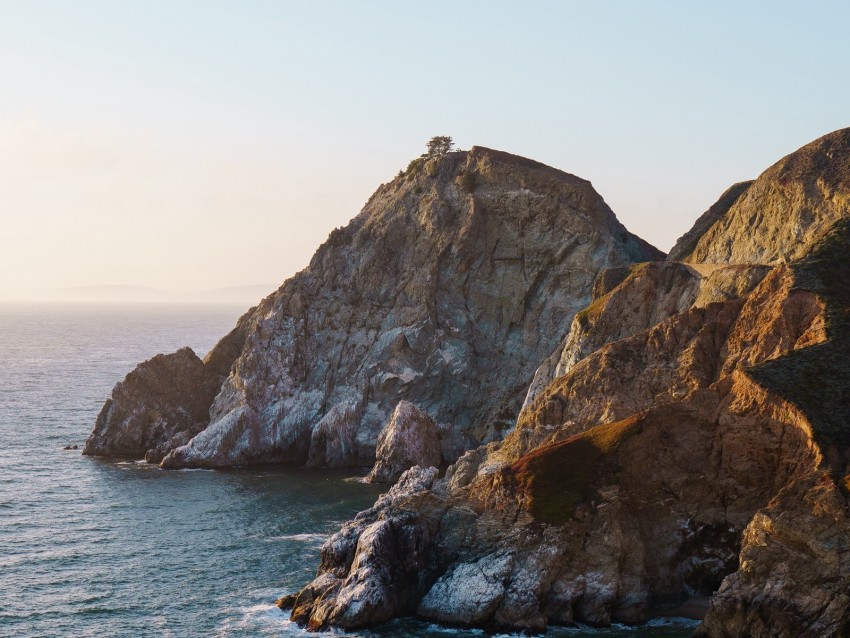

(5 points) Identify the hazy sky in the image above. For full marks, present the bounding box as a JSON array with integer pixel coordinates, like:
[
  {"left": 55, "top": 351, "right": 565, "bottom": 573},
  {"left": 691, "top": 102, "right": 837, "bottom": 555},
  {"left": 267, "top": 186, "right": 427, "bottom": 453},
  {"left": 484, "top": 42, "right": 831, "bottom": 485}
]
[{"left": 1, "top": 1, "right": 848, "bottom": 300}]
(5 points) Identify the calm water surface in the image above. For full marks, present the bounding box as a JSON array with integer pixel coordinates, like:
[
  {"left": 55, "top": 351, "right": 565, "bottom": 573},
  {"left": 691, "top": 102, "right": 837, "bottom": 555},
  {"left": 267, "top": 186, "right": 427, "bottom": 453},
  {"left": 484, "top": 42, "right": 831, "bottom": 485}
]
[{"left": 0, "top": 303, "right": 694, "bottom": 637}]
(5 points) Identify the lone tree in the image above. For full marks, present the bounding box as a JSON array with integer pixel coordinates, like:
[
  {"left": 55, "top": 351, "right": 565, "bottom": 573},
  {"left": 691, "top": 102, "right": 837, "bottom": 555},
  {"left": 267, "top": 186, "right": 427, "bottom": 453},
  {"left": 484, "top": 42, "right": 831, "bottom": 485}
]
[{"left": 426, "top": 135, "right": 454, "bottom": 158}]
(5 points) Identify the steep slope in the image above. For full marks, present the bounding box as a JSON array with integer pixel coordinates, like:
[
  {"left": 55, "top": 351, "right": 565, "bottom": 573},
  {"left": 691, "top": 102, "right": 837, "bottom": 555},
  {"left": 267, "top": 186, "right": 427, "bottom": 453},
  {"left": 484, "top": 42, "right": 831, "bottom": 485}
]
[
  {"left": 290, "top": 249, "right": 830, "bottom": 632},
  {"left": 86, "top": 146, "right": 661, "bottom": 470},
  {"left": 697, "top": 219, "right": 850, "bottom": 637},
  {"left": 681, "top": 127, "right": 850, "bottom": 265},
  {"left": 289, "top": 129, "right": 850, "bottom": 635}
]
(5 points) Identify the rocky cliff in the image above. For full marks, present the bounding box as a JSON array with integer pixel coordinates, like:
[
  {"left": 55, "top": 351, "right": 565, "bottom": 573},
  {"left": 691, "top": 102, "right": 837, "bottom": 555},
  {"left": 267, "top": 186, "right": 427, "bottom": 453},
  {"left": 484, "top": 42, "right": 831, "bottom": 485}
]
[
  {"left": 85, "top": 145, "right": 661, "bottom": 469},
  {"left": 290, "top": 128, "right": 850, "bottom": 636}
]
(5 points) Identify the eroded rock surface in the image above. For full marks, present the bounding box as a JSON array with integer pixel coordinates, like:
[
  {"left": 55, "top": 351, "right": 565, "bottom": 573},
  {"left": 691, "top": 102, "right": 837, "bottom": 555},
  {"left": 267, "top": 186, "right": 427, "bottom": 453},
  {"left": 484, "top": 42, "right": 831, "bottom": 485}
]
[
  {"left": 293, "top": 244, "right": 834, "bottom": 631},
  {"left": 666, "top": 181, "right": 753, "bottom": 261},
  {"left": 290, "top": 466, "right": 443, "bottom": 630},
  {"left": 683, "top": 128, "right": 850, "bottom": 265},
  {"left": 522, "top": 261, "right": 770, "bottom": 411},
  {"left": 366, "top": 401, "right": 442, "bottom": 484}
]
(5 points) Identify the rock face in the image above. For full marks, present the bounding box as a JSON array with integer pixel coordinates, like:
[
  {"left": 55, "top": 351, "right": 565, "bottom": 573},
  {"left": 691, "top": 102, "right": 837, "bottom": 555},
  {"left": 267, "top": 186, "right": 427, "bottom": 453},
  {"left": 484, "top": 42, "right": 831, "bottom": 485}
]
[
  {"left": 85, "top": 146, "right": 659, "bottom": 469},
  {"left": 696, "top": 219, "right": 850, "bottom": 637},
  {"left": 82, "top": 314, "right": 251, "bottom": 462},
  {"left": 366, "top": 401, "right": 442, "bottom": 484},
  {"left": 290, "top": 466, "right": 443, "bottom": 630},
  {"left": 291, "top": 129, "right": 850, "bottom": 635}
]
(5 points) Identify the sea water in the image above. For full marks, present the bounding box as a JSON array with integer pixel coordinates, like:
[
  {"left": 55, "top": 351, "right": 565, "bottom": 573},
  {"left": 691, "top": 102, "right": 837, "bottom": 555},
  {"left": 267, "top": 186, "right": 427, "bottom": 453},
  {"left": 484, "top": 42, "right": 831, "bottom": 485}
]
[{"left": 0, "top": 303, "right": 694, "bottom": 637}]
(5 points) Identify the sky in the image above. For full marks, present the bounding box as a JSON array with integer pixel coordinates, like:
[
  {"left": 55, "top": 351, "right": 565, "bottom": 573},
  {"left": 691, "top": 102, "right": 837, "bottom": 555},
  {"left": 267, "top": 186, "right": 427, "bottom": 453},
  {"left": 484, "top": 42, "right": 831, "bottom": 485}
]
[{"left": 1, "top": 0, "right": 848, "bottom": 301}]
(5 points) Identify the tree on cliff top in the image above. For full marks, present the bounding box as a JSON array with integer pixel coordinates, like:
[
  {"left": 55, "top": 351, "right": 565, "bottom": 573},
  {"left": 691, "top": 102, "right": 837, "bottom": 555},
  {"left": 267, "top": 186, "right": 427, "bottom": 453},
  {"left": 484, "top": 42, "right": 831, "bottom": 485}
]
[{"left": 426, "top": 136, "right": 454, "bottom": 158}]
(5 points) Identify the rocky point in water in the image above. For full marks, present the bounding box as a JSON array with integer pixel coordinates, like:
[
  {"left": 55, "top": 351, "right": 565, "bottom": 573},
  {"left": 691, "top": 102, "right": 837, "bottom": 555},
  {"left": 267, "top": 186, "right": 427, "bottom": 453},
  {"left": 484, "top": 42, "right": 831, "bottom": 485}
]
[
  {"left": 289, "top": 128, "right": 850, "bottom": 637},
  {"left": 84, "top": 144, "right": 661, "bottom": 471}
]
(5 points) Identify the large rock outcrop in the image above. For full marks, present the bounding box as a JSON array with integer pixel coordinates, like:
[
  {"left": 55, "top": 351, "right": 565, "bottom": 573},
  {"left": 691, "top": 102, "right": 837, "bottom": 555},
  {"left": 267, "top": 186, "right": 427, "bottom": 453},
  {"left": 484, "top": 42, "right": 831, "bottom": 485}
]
[
  {"left": 290, "top": 129, "right": 850, "bottom": 635},
  {"left": 696, "top": 219, "right": 850, "bottom": 637},
  {"left": 366, "top": 401, "right": 442, "bottom": 484},
  {"left": 85, "top": 145, "right": 660, "bottom": 469},
  {"left": 82, "top": 315, "right": 251, "bottom": 462}
]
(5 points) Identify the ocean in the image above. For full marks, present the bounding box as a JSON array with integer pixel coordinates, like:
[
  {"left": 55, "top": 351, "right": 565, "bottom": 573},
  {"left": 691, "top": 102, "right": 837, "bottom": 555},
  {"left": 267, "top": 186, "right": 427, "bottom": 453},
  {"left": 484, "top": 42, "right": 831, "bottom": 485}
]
[{"left": 0, "top": 303, "right": 694, "bottom": 637}]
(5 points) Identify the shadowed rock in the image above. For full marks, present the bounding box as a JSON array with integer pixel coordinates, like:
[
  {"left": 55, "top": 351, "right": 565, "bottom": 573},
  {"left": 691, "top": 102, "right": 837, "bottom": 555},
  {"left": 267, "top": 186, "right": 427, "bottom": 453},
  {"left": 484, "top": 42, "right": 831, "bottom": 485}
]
[{"left": 83, "top": 314, "right": 251, "bottom": 462}]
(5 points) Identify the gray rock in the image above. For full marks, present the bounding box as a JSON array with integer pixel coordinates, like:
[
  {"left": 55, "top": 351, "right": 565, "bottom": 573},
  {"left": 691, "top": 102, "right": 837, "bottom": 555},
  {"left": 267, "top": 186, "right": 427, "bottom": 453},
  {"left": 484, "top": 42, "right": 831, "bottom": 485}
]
[
  {"left": 367, "top": 401, "right": 442, "bottom": 484},
  {"left": 290, "top": 466, "right": 443, "bottom": 630},
  {"left": 417, "top": 553, "right": 514, "bottom": 626},
  {"left": 82, "top": 347, "right": 214, "bottom": 459},
  {"left": 290, "top": 129, "right": 850, "bottom": 634}
]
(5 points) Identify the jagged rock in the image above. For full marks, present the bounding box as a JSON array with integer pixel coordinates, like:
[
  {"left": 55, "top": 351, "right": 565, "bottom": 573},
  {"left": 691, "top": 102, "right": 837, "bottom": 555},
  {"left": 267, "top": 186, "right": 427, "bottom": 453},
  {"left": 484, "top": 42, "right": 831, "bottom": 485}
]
[
  {"left": 417, "top": 552, "right": 515, "bottom": 627},
  {"left": 507, "top": 262, "right": 825, "bottom": 460},
  {"left": 294, "top": 250, "right": 825, "bottom": 630},
  {"left": 152, "top": 147, "right": 660, "bottom": 469},
  {"left": 291, "top": 131, "right": 850, "bottom": 635},
  {"left": 82, "top": 347, "right": 212, "bottom": 459},
  {"left": 305, "top": 400, "right": 367, "bottom": 468},
  {"left": 696, "top": 472, "right": 850, "bottom": 638},
  {"left": 290, "top": 466, "right": 443, "bottom": 630},
  {"left": 274, "top": 593, "right": 297, "bottom": 611},
  {"left": 366, "top": 401, "right": 442, "bottom": 484},
  {"left": 696, "top": 219, "right": 850, "bottom": 637},
  {"left": 82, "top": 314, "right": 251, "bottom": 462}
]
